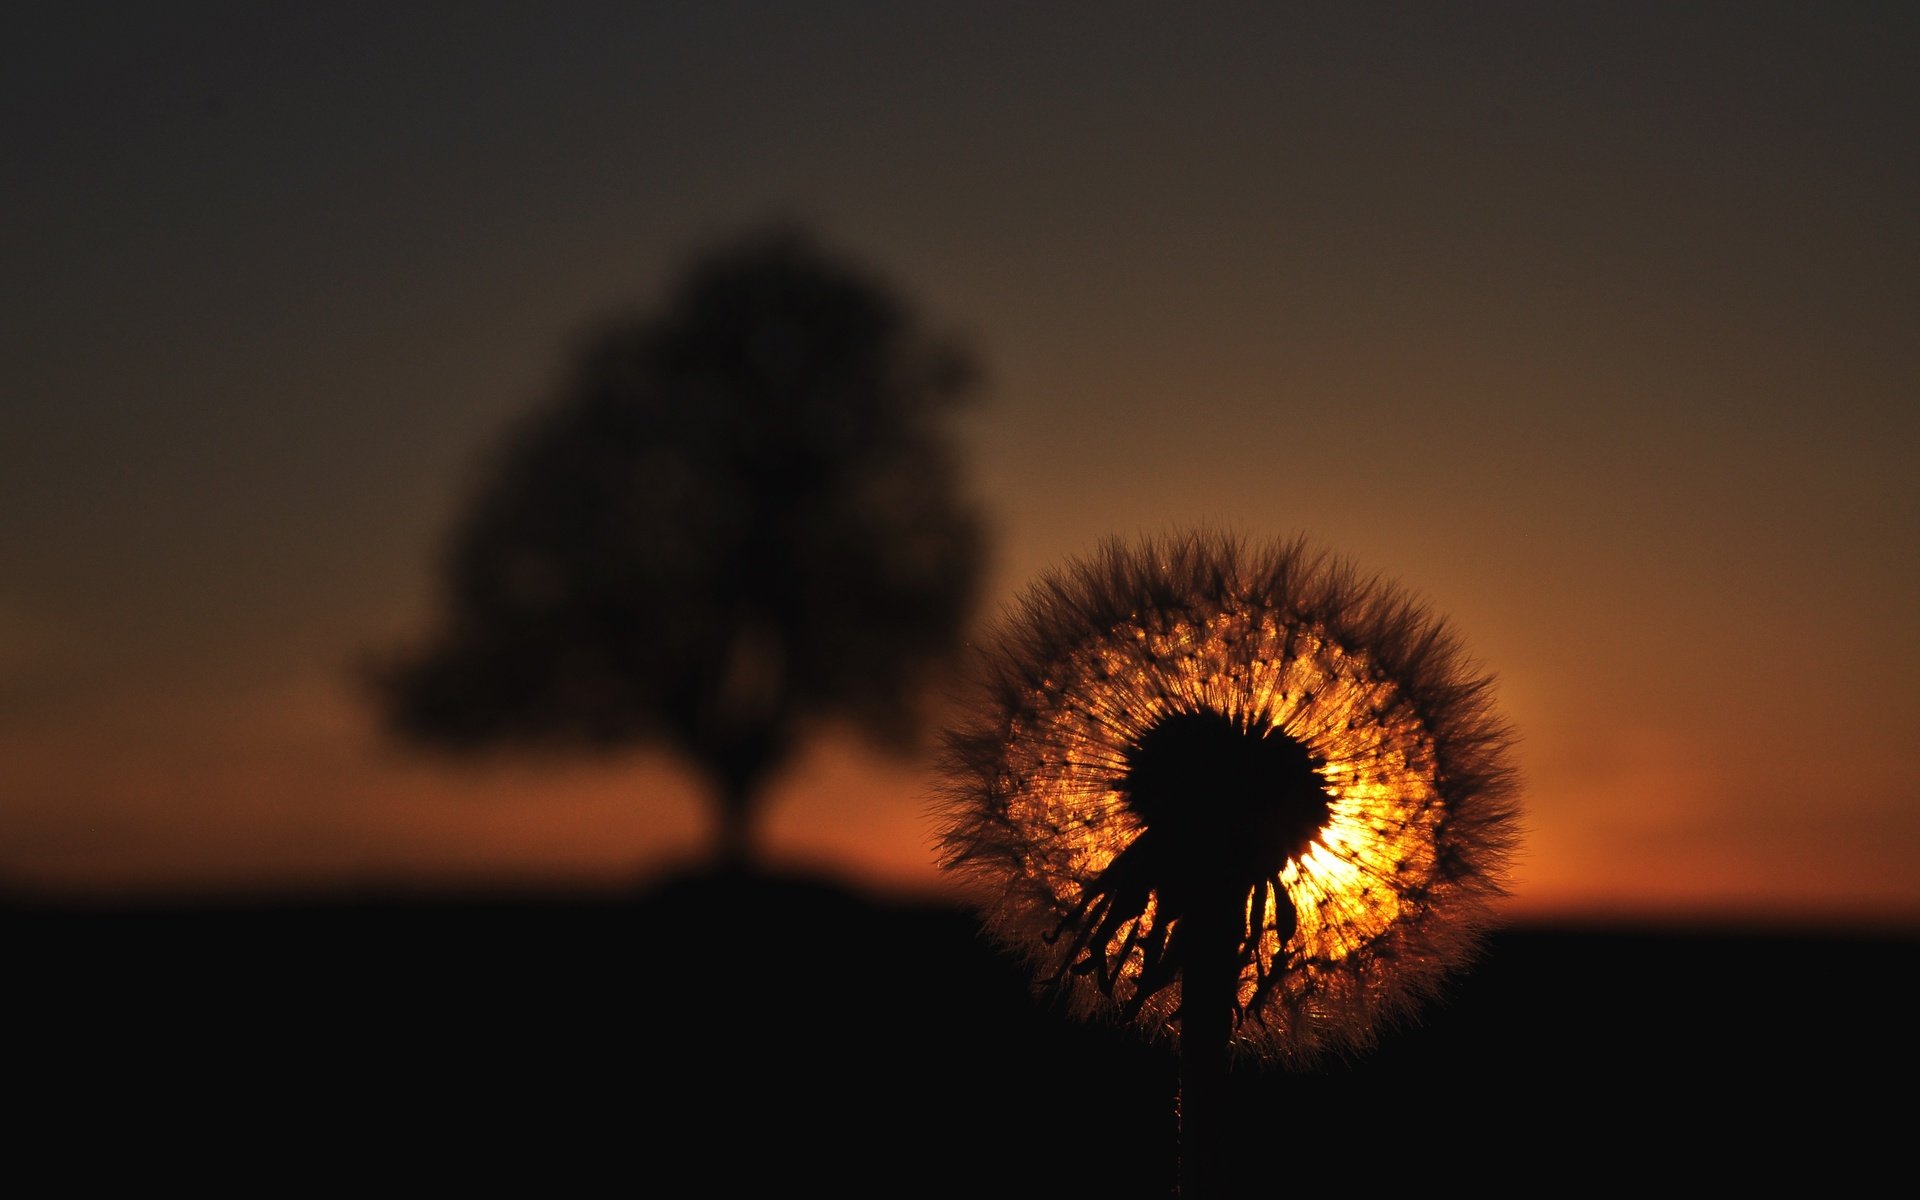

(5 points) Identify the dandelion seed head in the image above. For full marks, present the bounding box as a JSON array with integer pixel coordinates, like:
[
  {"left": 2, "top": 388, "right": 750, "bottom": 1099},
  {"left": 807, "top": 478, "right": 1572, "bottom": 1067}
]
[{"left": 934, "top": 530, "right": 1522, "bottom": 1065}]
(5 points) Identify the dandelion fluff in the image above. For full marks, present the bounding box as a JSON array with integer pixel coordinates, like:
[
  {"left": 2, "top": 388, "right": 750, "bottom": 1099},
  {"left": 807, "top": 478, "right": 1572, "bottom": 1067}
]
[{"left": 934, "top": 530, "right": 1522, "bottom": 1066}]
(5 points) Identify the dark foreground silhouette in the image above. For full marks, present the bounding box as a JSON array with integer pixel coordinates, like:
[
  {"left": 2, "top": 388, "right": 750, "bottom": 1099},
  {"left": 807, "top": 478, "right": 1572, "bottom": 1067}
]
[{"left": 10, "top": 871, "right": 1912, "bottom": 1193}]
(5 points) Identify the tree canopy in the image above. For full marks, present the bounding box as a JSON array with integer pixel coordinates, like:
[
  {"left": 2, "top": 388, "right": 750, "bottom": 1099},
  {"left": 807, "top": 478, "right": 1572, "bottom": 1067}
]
[{"left": 374, "top": 227, "right": 986, "bottom": 863}]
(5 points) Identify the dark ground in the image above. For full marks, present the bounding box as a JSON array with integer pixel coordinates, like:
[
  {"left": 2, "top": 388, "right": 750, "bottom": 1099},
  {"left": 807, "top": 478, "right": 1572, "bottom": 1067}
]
[{"left": 10, "top": 867, "right": 1913, "bottom": 1194}]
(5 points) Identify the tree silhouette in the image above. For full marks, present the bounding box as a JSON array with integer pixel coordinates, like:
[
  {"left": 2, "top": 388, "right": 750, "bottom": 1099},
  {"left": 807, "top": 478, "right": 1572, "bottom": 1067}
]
[{"left": 374, "top": 227, "right": 985, "bottom": 867}]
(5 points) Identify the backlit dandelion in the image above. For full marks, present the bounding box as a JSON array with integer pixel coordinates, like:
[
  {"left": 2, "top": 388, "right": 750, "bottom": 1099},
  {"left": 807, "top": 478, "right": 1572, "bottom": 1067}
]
[{"left": 934, "top": 531, "right": 1522, "bottom": 1180}]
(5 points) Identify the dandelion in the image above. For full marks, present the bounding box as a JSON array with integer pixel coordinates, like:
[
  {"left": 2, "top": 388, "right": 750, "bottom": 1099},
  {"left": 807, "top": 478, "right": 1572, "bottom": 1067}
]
[{"left": 933, "top": 530, "right": 1522, "bottom": 1193}]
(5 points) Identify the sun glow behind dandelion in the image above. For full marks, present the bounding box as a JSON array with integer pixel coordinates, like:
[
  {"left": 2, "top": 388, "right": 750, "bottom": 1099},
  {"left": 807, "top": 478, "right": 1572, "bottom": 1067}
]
[
  {"left": 1003, "top": 607, "right": 1440, "bottom": 1024},
  {"left": 937, "top": 532, "right": 1521, "bottom": 1064}
]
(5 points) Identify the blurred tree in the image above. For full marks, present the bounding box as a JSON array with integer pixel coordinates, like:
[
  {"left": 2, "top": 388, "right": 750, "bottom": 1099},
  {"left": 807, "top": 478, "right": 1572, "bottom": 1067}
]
[{"left": 373, "top": 227, "right": 985, "bottom": 867}]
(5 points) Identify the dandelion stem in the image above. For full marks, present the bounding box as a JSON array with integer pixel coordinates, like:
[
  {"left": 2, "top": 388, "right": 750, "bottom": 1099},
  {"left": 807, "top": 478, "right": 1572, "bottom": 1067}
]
[{"left": 1176, "top": 891, "right": 1241, "bottom": 1199}]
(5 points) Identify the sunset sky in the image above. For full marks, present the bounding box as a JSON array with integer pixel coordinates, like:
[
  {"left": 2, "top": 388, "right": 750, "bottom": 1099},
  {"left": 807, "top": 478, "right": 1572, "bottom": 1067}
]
[{"left": 5, "top": 4, "right": 1915, "bottom": 926}]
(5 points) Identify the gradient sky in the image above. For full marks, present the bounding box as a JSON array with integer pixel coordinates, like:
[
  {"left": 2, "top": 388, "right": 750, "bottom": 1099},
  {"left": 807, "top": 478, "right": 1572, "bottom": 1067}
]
[{"left": 5, "top": 4, "right": 1915, "bottom": 925}]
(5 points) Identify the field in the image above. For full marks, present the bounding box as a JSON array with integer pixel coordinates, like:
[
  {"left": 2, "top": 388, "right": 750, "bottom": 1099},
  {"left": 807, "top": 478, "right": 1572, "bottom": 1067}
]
[{"left": 12, "top": 868, "right": 1911, "bottom": 1193}]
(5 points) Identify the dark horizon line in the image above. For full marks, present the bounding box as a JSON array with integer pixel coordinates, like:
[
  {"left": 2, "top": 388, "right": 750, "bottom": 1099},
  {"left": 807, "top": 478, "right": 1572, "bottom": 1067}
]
[{"left": 5, "top": 861, "right": 1916, "bottom": 942}]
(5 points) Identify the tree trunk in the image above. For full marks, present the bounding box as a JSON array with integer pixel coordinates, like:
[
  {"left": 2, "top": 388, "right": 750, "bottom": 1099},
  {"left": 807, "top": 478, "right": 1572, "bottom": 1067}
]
[
  {"left": 713, "top": 771, "right": 760, "bottom": 870},
  {"left": 716, "top": 802, "right": 753, "bottom": 868}
]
